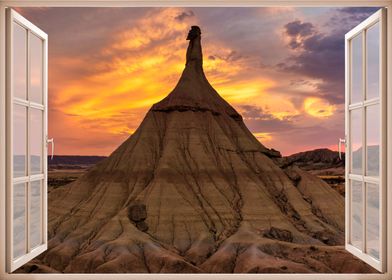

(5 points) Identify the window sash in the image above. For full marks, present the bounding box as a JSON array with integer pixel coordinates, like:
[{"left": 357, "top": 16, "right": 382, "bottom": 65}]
[
  {"left": 345, "top": 8, "right": 387, "bottom": 272},
  {"left": 5, "top": 8, "right": 48, "bottom": 273}
]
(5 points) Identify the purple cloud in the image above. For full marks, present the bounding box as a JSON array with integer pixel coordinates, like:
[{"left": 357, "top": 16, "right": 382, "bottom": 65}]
[
  {"left": 285, "top": 20, "right": 315, "bottom": 37},
  {"left": 278, "top": 7, "right": 378, "bottom": 105},
  {"left": 175, "top": 10, "right": 195, "bottom": 21},
  {"left": 239, "top": 105, "right": 297, "bottom": 133}
]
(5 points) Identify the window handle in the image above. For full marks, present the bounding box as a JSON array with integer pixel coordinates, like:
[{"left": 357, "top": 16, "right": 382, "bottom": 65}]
[
  {"left": 338, "top": 138, "right": 346, "bottom": 160},
  {"left": 47, "top": 138, "right": 54, "bottom": 160}
]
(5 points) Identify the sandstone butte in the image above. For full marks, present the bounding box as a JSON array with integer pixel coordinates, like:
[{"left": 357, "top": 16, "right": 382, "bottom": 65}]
[{"left": 21, "top": 26, "right": 375, "bottom": 273}]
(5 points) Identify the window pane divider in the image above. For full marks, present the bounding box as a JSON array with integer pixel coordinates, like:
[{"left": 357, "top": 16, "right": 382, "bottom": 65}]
[
  {"left": 26, "top": 28, "right": 31, "bottom": 255},
  {"left": 12, "top": 176, "right": 28, "bottom": 184},
  {"left": 13, "top": 98, "right": 28, "bottom": 107},
  {"left": 30, "top": 102, "right": 44, "bottom": 110},
  {"left": 348, "top": 102, "right": 363, "bottom": 110},
  {"left": 13, "top": 97, "right": 44, "bottom": 110},
  {"left": 348, "top": 99, "right": 380, "bottom": 110},
  {"left": 365, "top": 176, "right": 379, "bottom": 184},
  {"left": 29, "top": 174, "right": 44, "bottom": 181},
  {"left": 12, "top": 174, "right": 44, "bottom": 185},
  {"left": 364, "top": 98, "right": 380, "bottom": 106},
  {"left": 348, "top": 173, "right": 380, "bottom": 184},
  {"left": 362, "top": 28, "right": 367, "bottom": 254}
]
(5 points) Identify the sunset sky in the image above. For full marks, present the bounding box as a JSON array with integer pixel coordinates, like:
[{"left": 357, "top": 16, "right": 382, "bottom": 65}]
[{"left": 17, "top": 7, "right": 378, "bottom": 156}]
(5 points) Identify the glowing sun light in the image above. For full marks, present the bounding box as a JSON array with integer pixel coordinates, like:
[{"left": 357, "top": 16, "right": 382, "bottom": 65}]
[{"left": 303, "top": 97, "right": 336, "bottom": 118}]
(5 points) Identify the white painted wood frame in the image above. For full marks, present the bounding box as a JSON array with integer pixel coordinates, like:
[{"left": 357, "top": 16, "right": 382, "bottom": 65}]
[
  {"left": 0, "top": 1, "right": 391, "bottom": 280},
  {"left": 345, "top": 8, "right": 387, "bottom": 272},
  {"left": 5, "top": 8, "right": 48, "bottom": 273}
]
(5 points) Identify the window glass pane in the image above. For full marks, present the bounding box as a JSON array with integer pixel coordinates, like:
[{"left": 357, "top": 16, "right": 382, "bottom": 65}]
[
  {"left": 13, "top": 182, "right": 26, "bottom": 259},
  {"left": 13, "top": 23, "right": 27, "bottom": 100},
  {"left": 30, "top": 109, "right": 43, "bottom": 175},
  {"left": 351, "top": 109, "right": 362, "bottom": 174},
  {"left": 30, "top": 180, "right": 42, "bottom": 249},
  {"left": 351, "top": 180, "right": 363, "bottom": 250},
  {"left": 30, "top": 34, "right": 43, "bottom": 104},
  {"left": 366, "top": 104, "right": 380, "bottom": 177},
  {"left": 366, "top": 183, "right": 380, "bottom": 260},
  {"left": 366, "top": 22, "right": 380, "bottom": 100},
  {"left": 13, "top": 104, "right": 26, "bottom": 178},
  {"left": 351, "top": 33, "right": 363, "bottom": 104}
]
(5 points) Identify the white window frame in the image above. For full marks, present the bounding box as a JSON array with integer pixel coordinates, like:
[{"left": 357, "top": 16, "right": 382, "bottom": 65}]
[
  {"left": 344, "top": 8, "right": 387, "bottom": 272},
  {"left": 0, "top": 1, "right": 391, "bottom": 280},
  {"left": 5, "top": 9, "right": 48, "bottom": 273}
]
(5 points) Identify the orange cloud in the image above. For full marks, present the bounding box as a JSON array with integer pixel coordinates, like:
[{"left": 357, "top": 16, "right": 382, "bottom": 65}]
[
  {"left": 50, "top": 7, "right": 286, "bottom": 154},
  {"left": 43, "top": 7, "right": 338, "bottom": 156},
  {"left": 303, "top": 97, "right": 336, "bottom": 118},
  {"left": 253, "top": 132, "right": 273, "bottom": 141},
  {"left": 51, "top": 9, "right": 190, "bottom": 140},
  {"left": 15, "top": 7, "right": 352, "bottom": 156}
]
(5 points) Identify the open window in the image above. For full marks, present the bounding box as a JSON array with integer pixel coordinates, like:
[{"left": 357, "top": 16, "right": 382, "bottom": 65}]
[
  {"left": 1, "top": 5, "right": 390, "bottom": 277},
  {"left": 345, "top": 8, "right": 387, "bottom": 272},
  {"left": 6, "top": 9, "right": 48, "bottom": 272}
]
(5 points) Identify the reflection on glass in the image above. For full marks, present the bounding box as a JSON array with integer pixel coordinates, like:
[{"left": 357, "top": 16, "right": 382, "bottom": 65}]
[
  {"left": 351, "top": 33, "right": 363, "bottom": 104},
  {"left": 366, "top": 183, "right": 380, "bottom": 260},
  {"left": 13, "top": 23, "right": 27, "bottom": 100},
  {"left": 13, "top": 104, "right": 26, "bottom": 178},
  {"left": 351, "top": 109, "right": 362, "bottom": 174},
  {"left": 30, "top": 35, "right": 43, "bottom": 104},
  {"left": 366, "top": 22, "right": 380, "bottom": 100},
  {"left": 351, "top": 180, "right": 363, "bottom": 250},
  {"left": 30, "top": 109, "right": 43, "bottom": 174},
  {"left": 366, "top": 105, "right": 380, "bottom": 177},
  {"left": 30, "top": 180, "right": 42, "bottom": 249},
  {"left": 13, "top": 183, "right": 26, "bottom": 259}
]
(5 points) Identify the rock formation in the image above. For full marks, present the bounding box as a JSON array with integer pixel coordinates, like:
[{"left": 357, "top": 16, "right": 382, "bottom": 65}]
[
  {"left": 281, "top": 148, "right": 345, "bottom": 172},
  {"left": 127, "top": 201, "right": 148, "bottom": 232},
  {"left": 20, "top": 26, "right": 375, "bottom": 273}
]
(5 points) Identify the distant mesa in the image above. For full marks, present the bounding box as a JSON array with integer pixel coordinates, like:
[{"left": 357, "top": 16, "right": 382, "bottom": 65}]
[
  {"left": 285, "top": 148, "right": 345, "bottom": 166},
  {"left": 19, "top": 27, "right": 375, "bottom": 274},
  {"left": 48, "top": 155, "right": 107, "bottom": 166}
]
